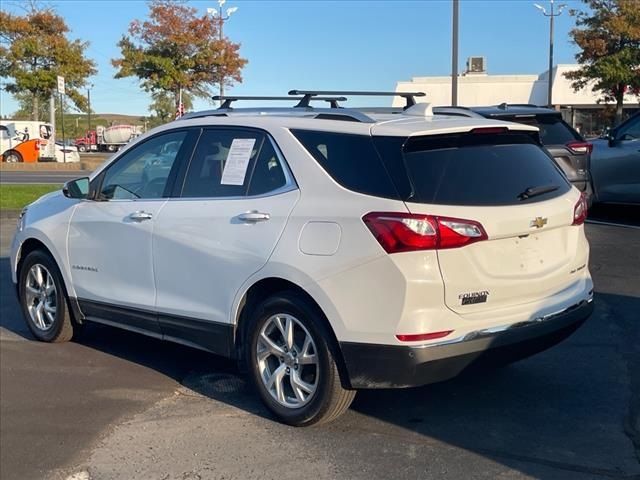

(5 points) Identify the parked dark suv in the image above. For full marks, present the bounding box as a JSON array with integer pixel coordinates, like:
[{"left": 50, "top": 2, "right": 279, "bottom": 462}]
[
  {"left": 434, "top": 104, "right": 593, "bottom": 202},
  {"left": 589, "top": 113, "right": 640, "bottom": 205}
]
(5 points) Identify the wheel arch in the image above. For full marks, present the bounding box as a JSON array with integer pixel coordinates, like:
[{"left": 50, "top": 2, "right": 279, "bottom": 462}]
[
  {"left": 234, "top": 277, "right": 353, "bottom": 389},
  {"left": 17, "top": 238, "right": 54, "bottom": 277},
  {"left": 3, "top": 149, "right": 23, "bottom": 162}
]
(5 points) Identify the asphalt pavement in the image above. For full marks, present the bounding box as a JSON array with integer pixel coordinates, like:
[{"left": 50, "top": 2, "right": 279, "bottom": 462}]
[
  {"left": 0, "top": 171, "right": 90, "bottom": 185},
  {"left": 0, "top": 214, "right": 638, "bottom": 480}
]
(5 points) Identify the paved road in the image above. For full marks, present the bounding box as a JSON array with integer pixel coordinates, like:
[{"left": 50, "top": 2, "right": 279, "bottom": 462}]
[
  {"left": 0, "top": 171, "right": 91, "bottom": 185},
  {"left": 0, "top": 217, "right": 638, "bottom": 480}
]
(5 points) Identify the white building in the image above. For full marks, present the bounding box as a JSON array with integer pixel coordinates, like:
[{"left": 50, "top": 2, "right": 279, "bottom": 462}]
[{"left": 395, "top": 63, "right": 639, "bottom": 136}]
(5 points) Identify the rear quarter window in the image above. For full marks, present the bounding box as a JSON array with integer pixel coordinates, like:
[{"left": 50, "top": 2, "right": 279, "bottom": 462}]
[{"left": 291, "top": 129, "right": 399, "bottom": 199}]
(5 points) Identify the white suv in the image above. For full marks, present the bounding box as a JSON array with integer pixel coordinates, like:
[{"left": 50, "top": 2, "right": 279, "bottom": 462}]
[{"left": 10, "top": 91, "right": 594, "bottom": 426}]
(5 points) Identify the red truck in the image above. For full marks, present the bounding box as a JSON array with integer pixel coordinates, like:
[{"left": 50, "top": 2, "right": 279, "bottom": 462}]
[{"left": 75, "top": 124, "right": 143, "bottom": 153}]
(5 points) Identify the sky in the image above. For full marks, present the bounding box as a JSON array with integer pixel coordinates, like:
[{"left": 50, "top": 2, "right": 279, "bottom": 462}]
[{"left": 0, "top": 0, "right": 584, "bottom": 117}]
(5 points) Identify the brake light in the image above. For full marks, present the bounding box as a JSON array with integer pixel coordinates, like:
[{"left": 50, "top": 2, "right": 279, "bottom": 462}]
[
  {"left": 362, "top": 212, "right": 488, "bottom": 253},
  {"left": 469, "top": 127, "right": 509, "bottom": 135},
  {"left": 572, "top": 192, "right": 588, "bottom": 225},
  {"left": 396, "top": 330, "right": 453, "bottom": 342},
  {"left": 566, "top": 141, "right": 593, "bottom": 155}
]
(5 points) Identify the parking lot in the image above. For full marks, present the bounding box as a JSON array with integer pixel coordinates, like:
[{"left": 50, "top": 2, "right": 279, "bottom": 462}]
[{"left": 0, "top": 209, "right": 637, "bottom": 480}]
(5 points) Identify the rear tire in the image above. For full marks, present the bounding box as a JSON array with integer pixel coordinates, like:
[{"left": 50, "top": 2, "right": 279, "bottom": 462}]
[
  {"left": 246, "top": 291, "right": 355, "bottom": 426},
  {"left": 3, "top": 150, "right": 23, "bottom": 163},
  {"left": 18, "top": 250, "right": 75, "bottom": 343}
]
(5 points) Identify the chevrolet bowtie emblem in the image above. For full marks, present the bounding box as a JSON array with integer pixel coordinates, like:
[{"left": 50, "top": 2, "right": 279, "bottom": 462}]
[{"left": 530, "top": 217, "right": 548, "bottom": 229}]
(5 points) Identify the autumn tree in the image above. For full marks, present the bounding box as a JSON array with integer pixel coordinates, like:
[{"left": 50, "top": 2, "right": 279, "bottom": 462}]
[
  {"left": 113, "top": 0, "right": 247, "bottom": 111},
  {"left": 0, "top": 2, "right": 97, "bottom": 121},
  {"left": 565, "top": 0, "right": 640, "bottom": 123}
]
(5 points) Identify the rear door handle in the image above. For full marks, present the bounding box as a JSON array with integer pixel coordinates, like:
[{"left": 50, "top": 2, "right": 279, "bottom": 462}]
[
  {"left": 238, "top": 211, "right": 270, "bottom": 222},
  {"left": 129, "top": 211, "right": 153, "bottom": 222}
]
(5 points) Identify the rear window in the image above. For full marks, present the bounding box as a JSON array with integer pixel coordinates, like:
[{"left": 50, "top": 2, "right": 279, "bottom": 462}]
[
  {"left": 375, "top": 132, "right": 571, "bottom": 206},
  {"left": 291, "top": 129, "right": 399, "bottom": 199},
  {"left": 507, "top": 115, "right": 581, "bottom": 145}
]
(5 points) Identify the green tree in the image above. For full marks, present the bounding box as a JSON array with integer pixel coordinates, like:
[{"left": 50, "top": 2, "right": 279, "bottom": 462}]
[
  {"left": 565, "top": 0, "right": 640, "bottom": 123},
  {"left": 10, "top": 91, "right": 50, "bottom": 120},
  {"left": 113, "top": 0, "right": 247, "bottom": 110},
  {"left": 148, "top": 89, "right": 194, "bottom": 126},
  {"left": 0, "top": 2, "right": 97, "bottom": 121}
]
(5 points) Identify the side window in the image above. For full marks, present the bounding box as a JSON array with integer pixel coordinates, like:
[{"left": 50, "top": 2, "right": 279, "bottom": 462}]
[
  {"left": 619, "top": 116, "right": 640, "bottom": 141},
  {"left": 181, "top": 129, "right": 265, "bottom": 198},
  {"left": 291, "top": 129, "right": 399, "bottom": 199},
  {"left": 100, "top": 131, "right": 187, "bottom": 200},
  {"left": 247, "top": 138, "right": 288, "bottom": 196}
]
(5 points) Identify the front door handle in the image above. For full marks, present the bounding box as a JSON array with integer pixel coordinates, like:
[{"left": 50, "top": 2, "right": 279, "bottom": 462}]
[
  {"left": 238, "top": 211, "right": 270, "bottom": 222},
  {"left": 129, "top": 211, "right": 153, "bottom": 222}
]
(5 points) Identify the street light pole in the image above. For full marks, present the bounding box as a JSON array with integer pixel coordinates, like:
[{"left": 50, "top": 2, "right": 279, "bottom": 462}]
[
  {"left": 534, "top": 0, "right": 566, "bottom": 108},
  {"left": 451, "top": 0, "right": 459, "bottom": 106},
  {"left": 208, "top": 0, "right": 238, "bottom": 105}
]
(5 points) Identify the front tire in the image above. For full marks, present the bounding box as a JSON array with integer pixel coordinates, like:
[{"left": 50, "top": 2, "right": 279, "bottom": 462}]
[
  {"left": 246, "top": 291, "right": 355, "bottom": 426},
  {"left": 18, "top": 250, "right": 75, "bottom": 343},
  {"left": 4, "top": 150, "right": 23, "bottom": 163}
]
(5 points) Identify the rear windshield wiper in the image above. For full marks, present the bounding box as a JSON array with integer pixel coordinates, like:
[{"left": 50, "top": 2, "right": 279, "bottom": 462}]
[{"left": 518, "top": 184, "right": 559, "bottom": 200}]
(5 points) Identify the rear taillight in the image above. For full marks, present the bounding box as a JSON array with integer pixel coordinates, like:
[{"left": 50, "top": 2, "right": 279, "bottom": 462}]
[
  {"left": 572, "top": 192, "right": 588, "bottom": 225},
  {"left": 566, "top": 141, "right": 593, "bottom": 155},
  {"left": 362, "top": 212, "right": 488, "bottom": 254}
]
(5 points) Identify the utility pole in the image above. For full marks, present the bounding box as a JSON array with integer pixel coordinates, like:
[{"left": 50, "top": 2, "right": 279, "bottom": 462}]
[
  {"left": 87, "top": 85, "right": 92, "bottom": 150},
  {"left": 534, "top": 0, "right": 567, "bottom": 108},
  {"left": 208, "top": 0, "right": 238, "bottom": 105},
  {"left": 451, "top": 0, "right": 459, "bottom": 106},
  {"left": 49, "top": 93, "right": 56, "bottom": 139},
  {"left": 57, "top": 76, "right": 66, "bottom": 162}
]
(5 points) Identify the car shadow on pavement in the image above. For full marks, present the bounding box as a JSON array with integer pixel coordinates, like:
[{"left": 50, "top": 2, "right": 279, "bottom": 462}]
[{"left": 2, "top": 253, "right": 639, "bottom": 479}]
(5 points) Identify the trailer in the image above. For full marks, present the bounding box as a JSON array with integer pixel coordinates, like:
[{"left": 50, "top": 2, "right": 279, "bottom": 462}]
[{"left": 75, "top": 124, "right": 143, "bottom": 152}]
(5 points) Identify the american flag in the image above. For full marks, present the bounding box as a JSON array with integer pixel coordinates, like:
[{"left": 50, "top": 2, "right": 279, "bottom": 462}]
[{"left": 175, "top": 102, "right": 185, "bottom": 119}]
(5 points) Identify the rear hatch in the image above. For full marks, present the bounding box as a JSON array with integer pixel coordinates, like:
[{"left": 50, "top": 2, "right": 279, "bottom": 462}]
[
  {"left": 373, "top": 128, "right": 586, "bottom": 314},
  {"left": 492, "top": 113, "right": 591, "bottom": 191}
]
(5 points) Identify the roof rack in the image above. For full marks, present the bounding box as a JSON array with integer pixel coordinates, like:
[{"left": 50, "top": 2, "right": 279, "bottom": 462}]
[
  {"left": 179, "top": 107, "right": 377, "bottom": 123},
  {"left": 211, "top": 95, "right": 347, "bottom": 109},
  {"left": 288, "top": 90, "right": 426, "bottom": 109}
]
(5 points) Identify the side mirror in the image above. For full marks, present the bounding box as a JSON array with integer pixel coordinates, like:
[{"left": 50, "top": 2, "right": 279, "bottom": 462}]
[{"left": 63, "top": 177, "right": 90, "bottom": 199}]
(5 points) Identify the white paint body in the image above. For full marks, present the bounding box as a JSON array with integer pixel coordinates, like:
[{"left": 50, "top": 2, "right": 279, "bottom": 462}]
[{"left": 10, "top": 112, "right": 593, "bottom": 349}]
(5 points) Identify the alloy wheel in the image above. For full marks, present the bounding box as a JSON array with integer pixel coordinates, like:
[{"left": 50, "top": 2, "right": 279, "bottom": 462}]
[
  {"left": 256, "top": 314, "right": 319, "bottom": 408},
  {"left": 24, "top": 264, "right": 57, "bottom": 331}
]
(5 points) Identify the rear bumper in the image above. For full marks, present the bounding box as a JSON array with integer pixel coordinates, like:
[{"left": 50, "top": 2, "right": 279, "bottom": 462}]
[{"left": 340, "top": 298, "right": 593, "bottom": 389}]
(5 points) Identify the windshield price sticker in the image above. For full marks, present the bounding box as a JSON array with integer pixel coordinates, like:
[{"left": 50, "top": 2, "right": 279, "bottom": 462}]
[{"left": 221, "top": 138, "right": 256, "bottom": 185}]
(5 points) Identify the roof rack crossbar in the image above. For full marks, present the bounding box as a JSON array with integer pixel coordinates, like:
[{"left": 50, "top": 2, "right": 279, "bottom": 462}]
[
  {"left": 211, "top": 95, "right": 347, "bottom": 110},
  {"left": 288, "top": 90, "right": 426, "bottom": 109}
]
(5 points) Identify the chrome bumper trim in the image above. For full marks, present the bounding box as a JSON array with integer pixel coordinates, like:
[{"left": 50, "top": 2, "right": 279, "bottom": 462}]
[{"left": 417, "top": 296, "right": 594, "bottom": 349}]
